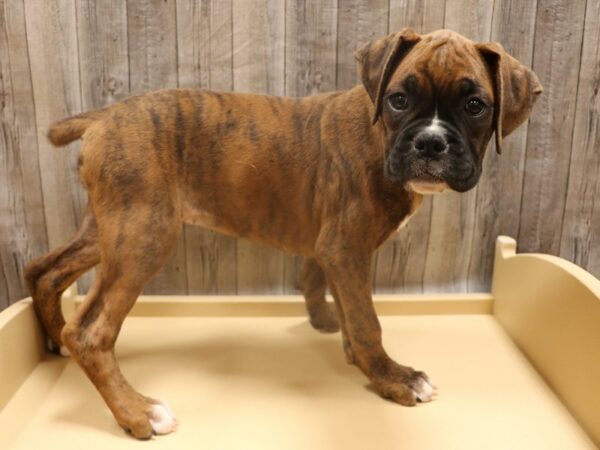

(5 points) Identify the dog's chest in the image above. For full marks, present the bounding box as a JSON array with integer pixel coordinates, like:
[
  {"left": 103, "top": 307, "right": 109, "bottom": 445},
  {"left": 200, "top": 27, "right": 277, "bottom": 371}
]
[
  {"left": 182, "top": 204, "right": 231, "bottom": 235},
  {"left": 396, "top": 212, "right": 414, "bottom": 232},
  {"left": 392, "top": 193, "right": 422, "bottom": 235}
]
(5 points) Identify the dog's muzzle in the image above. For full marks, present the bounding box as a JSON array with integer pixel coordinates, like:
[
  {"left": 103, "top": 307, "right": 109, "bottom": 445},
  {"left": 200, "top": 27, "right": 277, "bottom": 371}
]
[{"left": 385, "top": 117, "right": 480, "bottom": 193}]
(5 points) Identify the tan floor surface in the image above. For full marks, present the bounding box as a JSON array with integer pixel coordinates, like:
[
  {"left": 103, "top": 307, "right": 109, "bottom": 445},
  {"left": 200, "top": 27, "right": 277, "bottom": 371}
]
[{"left": 0, "top": 315, "right": 596, "bottom": 450}]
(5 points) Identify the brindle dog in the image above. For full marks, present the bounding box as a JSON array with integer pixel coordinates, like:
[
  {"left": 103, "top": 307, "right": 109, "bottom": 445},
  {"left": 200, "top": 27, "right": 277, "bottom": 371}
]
[{"left": 25, "top": 29, "right": 541, "bottom": 438}]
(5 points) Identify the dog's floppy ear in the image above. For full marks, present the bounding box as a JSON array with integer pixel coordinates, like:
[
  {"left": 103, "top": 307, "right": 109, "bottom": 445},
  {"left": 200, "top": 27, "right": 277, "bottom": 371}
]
[
  {"left": 354, "top": 28, "right": 421, "bottom": 125},
  {"left": 477, "top": 42, "right": 543, "bottom": 154}
]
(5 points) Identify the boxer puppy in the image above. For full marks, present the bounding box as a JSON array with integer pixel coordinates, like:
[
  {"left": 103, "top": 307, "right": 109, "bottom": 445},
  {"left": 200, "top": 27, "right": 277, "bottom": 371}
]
[{"left": 25, "top": 29, "right": 542, "bottom": 439}]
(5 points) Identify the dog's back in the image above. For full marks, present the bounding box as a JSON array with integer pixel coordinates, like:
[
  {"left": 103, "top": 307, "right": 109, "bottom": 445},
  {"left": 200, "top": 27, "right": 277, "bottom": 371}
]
[{"left": 48, "top": 88, "right": 375, "bottom": 254}]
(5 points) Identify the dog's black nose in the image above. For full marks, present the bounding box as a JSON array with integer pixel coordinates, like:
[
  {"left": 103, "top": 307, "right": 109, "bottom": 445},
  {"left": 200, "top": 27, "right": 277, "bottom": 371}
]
[{"left": 413, "top": 133, "right": 448, "bottom": 155}]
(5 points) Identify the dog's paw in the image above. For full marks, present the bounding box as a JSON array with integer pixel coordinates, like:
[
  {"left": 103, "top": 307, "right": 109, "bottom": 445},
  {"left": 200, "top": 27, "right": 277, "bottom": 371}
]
[
  {"left": 371, "top": 365, "right": 438, "bottom": 406},
  {"left": 413, "top": 375, "right": 437, "bottom": 403},
  {"left": 149, "top": 401, "right": 178, "bottom": 435},
  {"left": 46, "top": 337, "right": 70, "bottom": 357},
  {"left": 119, "top": 398, "right": 178, "bottom": 439},
  {"left": 308, "top": 302, "right": 340, "bottom": 333},
  {"left": 46, "top": 337, "right": 58, "bottom": 353}
]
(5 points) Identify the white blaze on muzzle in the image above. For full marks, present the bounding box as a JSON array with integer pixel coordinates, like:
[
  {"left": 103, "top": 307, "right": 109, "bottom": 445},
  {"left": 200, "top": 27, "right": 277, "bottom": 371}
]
[{"left": 423, "top": 113, "right": 446, "bottom": 138}]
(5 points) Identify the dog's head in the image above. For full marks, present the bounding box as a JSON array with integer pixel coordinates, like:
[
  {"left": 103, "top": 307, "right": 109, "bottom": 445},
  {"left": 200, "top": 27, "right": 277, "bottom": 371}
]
[{"left": 355, "top": 29, "right": 542, "bottom": 193}]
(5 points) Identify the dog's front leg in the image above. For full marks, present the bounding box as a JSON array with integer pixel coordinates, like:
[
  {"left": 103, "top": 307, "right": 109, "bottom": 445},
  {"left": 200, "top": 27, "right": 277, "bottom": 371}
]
[{"left": 317, "top": 248, "right": 437, "bottom": 405}]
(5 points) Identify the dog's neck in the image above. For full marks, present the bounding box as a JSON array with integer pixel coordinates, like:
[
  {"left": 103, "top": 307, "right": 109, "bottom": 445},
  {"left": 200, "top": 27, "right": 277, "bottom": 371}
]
[{"left": 322, "top": 86, "right": 419, "bottom": 242}]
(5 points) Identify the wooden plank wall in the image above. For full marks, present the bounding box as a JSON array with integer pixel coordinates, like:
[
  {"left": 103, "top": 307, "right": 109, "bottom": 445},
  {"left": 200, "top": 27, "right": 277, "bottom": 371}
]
[{"left": 1, "top": 0, "right": 598, "bottom": 308}]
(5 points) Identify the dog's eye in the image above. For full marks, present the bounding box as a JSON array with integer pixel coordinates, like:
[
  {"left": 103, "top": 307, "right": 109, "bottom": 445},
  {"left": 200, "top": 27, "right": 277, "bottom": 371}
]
[
  {"left": 465, "top": 98, "right": 487, "bottom": 116},
  {"left": 388, "top": 93, "right": 408, "bottom": 112}
]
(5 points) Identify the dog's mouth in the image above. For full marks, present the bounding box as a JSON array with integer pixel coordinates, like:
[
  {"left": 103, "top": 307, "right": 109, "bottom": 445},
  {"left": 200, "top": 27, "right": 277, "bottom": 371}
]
[
  {"left": 407, "top": 159, "right": 449, "bottom": 184},
  {"left": 405, "top": 164, "right": 449, "bottom": 194},
  {"left": 388, "top": 157, "right": 478, "bottom": 194},
  {"left": 385, "top": 149, "right": 479, "bottom": 193}
]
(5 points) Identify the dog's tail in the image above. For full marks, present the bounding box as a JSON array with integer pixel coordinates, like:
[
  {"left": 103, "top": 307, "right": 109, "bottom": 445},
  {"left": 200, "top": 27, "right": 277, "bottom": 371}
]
[{"left": 47, "top": 110, "right": 105, "bottom": 147}]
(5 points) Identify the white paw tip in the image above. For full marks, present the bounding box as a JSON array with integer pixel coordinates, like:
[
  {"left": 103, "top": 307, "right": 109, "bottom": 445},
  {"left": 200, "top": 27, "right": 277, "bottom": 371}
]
[
  {"left": 47, "top": 339, "right": 70, "bottom": 357},
  {"left": 150, "top": 401, "right": 178, "bottom": 435},
  {"left": 46, "top": 337, "right": 57, "bottom": 352},
  {"left": 415, "top": 378, "right": 438, "bottom": 403}
]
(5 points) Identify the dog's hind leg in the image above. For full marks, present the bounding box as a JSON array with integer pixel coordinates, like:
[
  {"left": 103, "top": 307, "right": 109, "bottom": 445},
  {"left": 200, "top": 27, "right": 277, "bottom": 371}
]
[
  {"left": 299, "top": 258, "right": 356, "bottom": 363},
  {"left": 299, "top": 258, "right": 340, "bottom": 333},
  {"left": 327, "top": 282, "right": 356, "bottom": 365},
  {"left": 61, "top": 197, "right": 181, "bottom": 439},
  {"left": 25, "top": 205, "right": 99, "bottom": 353}
]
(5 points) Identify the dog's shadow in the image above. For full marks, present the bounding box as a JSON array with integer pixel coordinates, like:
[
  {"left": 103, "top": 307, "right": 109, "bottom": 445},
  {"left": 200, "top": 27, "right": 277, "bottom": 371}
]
[
  {"left": 117, "top": 319, "right": 363, "bottom": 385},
  {"left": 54, "top": 319, "right": 373, "bottom": 438},
  {"left": 50, "top": 320, "right": 412, "bottom": 448}
]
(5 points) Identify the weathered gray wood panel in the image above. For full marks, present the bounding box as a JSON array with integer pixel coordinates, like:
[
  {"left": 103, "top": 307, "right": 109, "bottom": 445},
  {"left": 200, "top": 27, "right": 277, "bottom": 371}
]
[
  {"left": 24, "top": 0, "right": 86, "bottom": 250},
  {"left": 0, "top": 0, "right": 47, "bottom": 309},
  {"left": 518, "top": 0, "right": 587, "bottom": 254},
  {"left": 336, "top": 0, "right": 388, "bottom": 91},
  {"left": 1, "top": 0, "right": 598, "bottom": 307},
  {"left": 286, "top": 0, "right": 337, "bottom": 96},
  {"left": 76, "top": 0, "right": 130, "bottom": 109},
  {"left": 559, "top": 0, "right": 600, "bottom": 275}
]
